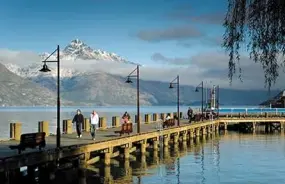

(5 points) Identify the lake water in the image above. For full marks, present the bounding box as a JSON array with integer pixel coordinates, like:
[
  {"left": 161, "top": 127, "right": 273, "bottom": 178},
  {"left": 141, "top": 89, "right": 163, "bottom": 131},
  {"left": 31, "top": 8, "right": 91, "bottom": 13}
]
[
  {"left": 130, "top": 132, "right": 285, "bottom": 184},
  {"left": 81, "top": 132, "right": 285, "bottom": 184},
  {"left": 14, "top": 132, "right": 285, "bottom": 184}
]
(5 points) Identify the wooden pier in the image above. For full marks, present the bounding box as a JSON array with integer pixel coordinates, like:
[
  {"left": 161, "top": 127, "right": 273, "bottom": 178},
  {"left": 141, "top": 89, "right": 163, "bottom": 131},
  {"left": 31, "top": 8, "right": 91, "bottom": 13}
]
[{"left": 0, "top": 113, "right": 285, "bottom": 183}]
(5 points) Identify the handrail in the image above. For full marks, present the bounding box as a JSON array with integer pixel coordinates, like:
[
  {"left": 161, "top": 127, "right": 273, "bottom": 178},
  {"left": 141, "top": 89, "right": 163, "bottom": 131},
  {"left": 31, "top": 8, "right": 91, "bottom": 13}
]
[{"left": 215, "top": 107, "right": 285, "bottom": 114}]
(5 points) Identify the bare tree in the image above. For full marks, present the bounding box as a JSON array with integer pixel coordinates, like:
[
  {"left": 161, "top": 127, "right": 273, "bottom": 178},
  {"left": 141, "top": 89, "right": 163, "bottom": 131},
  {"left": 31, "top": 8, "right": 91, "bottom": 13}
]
[{"left": 223, "top": 0, "right": 285, "bottom": 89}]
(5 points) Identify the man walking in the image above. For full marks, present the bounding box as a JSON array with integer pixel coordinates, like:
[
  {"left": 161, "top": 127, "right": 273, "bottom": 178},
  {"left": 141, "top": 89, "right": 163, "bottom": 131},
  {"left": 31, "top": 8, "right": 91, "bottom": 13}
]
[
  {"left": 72, "top": 109, "right": 84, "bottom": 138},
  {"left": 90, "top": 110, "right": 99, "bottom": 141},
  {"left": 187, "top": 107, "right": 193, "bottom": 123}
]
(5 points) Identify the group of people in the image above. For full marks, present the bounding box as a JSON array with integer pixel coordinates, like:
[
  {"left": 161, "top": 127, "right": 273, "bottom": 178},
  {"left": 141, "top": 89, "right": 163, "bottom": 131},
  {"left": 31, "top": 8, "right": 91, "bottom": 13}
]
[
  {"left": 72, "top": 109, "right": 99, "bottom": 141},
  {"left": 72, "top": 110, "right": 132, "bottom": 140},
  {"left": 71, "top": 108, "right": 195, "bottom": 140}
]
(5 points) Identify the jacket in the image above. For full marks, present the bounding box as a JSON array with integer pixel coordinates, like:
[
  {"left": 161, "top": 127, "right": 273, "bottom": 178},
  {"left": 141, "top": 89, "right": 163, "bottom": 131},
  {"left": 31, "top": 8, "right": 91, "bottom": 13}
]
[{"left": 73, "top": 114, "right": 84, "bottom": 124}]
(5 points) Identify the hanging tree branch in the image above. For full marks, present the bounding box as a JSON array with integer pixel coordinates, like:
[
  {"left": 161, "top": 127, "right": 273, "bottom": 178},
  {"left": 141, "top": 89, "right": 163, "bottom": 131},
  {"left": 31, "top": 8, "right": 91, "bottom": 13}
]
[{"left": 223, "top": 0, "right": 285, "bottom": 89}]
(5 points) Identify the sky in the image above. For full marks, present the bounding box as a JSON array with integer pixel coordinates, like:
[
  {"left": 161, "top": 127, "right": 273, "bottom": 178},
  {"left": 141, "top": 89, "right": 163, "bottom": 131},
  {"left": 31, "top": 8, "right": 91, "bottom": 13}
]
[{"left": 0, "top": 0, "right": 284, "bottom": 90}]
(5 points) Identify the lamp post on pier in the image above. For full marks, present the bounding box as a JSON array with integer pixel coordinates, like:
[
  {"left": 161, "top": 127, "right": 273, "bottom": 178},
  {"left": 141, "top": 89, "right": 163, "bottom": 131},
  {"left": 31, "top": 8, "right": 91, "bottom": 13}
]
[
  {"left": 125, "top": 65, "right": 140, "bottom": 134},
  {"left": 216, "top": 85, "right": 220, "bottom": 118},
  {"left": 195, "top": 81, "right": 204, "bottom": 121},
  {"left": 39, "top": 45, "right": 61, "bottom": 148},
  {"left": 169, "top": 75, "right": 180, "bottom": 126}
]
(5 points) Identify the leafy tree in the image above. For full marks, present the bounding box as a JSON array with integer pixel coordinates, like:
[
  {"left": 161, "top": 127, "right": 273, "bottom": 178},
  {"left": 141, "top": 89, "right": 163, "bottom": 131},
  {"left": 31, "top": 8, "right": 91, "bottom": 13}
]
[{"left": 223, "top": 0, "right": 285, "bottom": 89}]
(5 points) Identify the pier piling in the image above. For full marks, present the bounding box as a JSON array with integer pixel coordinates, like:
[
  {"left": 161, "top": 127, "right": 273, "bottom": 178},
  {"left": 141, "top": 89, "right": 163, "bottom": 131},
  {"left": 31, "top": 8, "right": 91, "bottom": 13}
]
[
  {"left": 9, "top": 122, "right": 22, "bottom": 141},
  {"left": 112, "top": 116, "right": 120, "bottom": 127},
  {"left": 99, "top": 117, "right": 107, "bottom": 130},
  {"left": 38, "top": 121, "right": 49, "bottom": 136}
]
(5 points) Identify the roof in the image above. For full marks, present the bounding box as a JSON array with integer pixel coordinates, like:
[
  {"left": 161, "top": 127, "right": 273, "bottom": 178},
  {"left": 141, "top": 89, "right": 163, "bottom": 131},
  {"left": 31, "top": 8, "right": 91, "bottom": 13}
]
[{"left": 260, "top": 90, "right": 285, "bottom": 106}]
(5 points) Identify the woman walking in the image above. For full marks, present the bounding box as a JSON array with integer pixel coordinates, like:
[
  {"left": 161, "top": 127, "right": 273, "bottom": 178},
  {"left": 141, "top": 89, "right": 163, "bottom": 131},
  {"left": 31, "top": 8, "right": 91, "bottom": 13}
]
[{"left": 90, "top": 110, "right": 99, "bottom": 141}]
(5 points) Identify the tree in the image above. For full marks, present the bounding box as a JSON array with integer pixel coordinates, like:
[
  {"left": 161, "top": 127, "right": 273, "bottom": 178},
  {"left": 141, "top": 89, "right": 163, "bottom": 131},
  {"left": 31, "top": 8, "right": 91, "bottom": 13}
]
[{"left": 223, "top": 0, "right": 285, "bottom": 89}]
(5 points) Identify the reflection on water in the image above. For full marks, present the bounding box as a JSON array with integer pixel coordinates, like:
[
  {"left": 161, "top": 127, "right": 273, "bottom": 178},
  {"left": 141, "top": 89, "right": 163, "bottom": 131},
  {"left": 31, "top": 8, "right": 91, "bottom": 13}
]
[{"left": 5, "top": 132, "right": 285, "bottom": 184}]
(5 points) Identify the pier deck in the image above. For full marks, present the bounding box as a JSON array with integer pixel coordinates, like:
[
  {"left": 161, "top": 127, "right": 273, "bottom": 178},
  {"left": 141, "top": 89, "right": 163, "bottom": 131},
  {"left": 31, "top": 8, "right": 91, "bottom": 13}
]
[
  {"left": 1, "top": 117, "right": 285, "bottom": 173},
  {"left": 0, "top": 120, "right": 189, "bottom": 158}
]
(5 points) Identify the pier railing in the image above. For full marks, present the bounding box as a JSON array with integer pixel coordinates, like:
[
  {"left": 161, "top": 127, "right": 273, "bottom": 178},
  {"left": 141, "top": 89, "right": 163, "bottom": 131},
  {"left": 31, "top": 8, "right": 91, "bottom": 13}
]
[
  {"left": 217, "top": 107, "right": 285, "bottom": 115},
  {"left": 7, "top": 112, "right": 184, "bottom": 141}
]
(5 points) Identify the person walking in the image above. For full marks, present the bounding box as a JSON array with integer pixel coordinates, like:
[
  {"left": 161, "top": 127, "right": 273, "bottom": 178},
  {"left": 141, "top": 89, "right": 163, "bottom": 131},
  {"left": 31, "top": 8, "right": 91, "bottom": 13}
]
[
  {"left": 72, "top": 109, "right": 84, "bottom": 138},
  {"left": 187, "top": 107, "right": 193, "bottom": 123},
  {"left": 90, "top": 110, "right": 99, "bottom": 141}
]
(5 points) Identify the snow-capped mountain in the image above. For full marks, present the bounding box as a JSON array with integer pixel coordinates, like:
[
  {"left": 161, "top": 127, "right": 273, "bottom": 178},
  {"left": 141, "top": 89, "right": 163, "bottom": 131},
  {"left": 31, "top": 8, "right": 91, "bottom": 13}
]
[
  {"left": 4, "top": 39, "right": 140, "bottom": 78},
  {"left": 39, "top": 39, "right": 138, "bottom": 65}
]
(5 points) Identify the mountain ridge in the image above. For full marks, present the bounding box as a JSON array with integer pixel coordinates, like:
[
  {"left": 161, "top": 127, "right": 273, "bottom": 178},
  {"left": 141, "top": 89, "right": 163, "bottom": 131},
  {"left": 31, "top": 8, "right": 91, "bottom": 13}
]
[{"left": 39, "top": 39, "right": 139, "bottom": 65}]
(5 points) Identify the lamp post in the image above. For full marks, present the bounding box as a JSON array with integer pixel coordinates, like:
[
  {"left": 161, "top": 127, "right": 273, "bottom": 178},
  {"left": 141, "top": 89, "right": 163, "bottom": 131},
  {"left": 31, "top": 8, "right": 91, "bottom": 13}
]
[
  {"left": 216, "top": 85, "right": 220, "bottom": 118},
  {"left": 169, "top": 75, "right": 180, "bottom": 126},
  {"left": 195, "top": 81, "right": 204, "bottom": 121},
  {"left": 125, "top": 65, "right": 140, "bottom": 134},
  {"left": 39, "top": 45, "right": 61, "bottom": 148}
]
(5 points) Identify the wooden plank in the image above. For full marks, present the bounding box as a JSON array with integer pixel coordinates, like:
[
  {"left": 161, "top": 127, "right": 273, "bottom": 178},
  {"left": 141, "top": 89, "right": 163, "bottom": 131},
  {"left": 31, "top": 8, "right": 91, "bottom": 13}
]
[{"left": 86, "top": 156, "right": 100, "bottom": 165}]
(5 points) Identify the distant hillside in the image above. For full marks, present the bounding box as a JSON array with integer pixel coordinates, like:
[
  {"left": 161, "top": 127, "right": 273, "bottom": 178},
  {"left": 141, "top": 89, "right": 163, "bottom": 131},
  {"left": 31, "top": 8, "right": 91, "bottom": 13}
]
[
  {"left": 28, "top": 72, "right": 277, "bottom": 106},
  {"left": 0, "top": 63, "right": 74, "bottom": 106},
  {"left": 260, "top": 90, "right": 285, "bottom": 106}
]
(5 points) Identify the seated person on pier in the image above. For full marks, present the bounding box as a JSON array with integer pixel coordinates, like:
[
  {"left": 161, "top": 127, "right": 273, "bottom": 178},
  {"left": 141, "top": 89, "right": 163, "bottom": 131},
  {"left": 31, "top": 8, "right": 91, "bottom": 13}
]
[
  {"left": 163, "top": 114, "right": 175, "bottom": 128},
  {"left": 165, "top": 114, "right": 171, "bottom": 120},
  {"left": 115, "top": 114, "right": 133, "bottom": 136},
  {"left": 121, "top": 111, "right": 131, "bottom": 124}
]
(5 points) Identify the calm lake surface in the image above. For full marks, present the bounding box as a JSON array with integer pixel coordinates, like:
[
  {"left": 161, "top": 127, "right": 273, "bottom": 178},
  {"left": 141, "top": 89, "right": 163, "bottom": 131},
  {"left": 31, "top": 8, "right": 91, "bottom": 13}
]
[{"left": 85, "top": 132, "right": 285, "bottom": 184}]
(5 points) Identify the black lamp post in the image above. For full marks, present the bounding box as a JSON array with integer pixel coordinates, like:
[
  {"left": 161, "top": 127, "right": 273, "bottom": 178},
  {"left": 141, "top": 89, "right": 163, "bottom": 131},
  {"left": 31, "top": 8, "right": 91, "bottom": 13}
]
[
  {"left": 39, "top": 45, "right": 61, "bottom": 148},
  {"left": 169, "top": 75, "right": 180, "bottom": 126},
  {"left": 125, "top": 65, "right": 140, "bottom": 134},
  {"left": 216, "top": 85, "right": 220, "bottom": 118},
  {"left": 195, "top": 81, "right": 204, "bottom": 121}
]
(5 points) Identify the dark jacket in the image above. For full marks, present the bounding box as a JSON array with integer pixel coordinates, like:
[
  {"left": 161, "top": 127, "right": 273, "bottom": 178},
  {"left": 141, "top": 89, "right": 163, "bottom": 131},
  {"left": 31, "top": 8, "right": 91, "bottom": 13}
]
[
  {"left": 73, "top": 114, "right": 84, "bottom": 124},
  {"left": 187, "top": 109, "right": 193, "bottom": 116}
]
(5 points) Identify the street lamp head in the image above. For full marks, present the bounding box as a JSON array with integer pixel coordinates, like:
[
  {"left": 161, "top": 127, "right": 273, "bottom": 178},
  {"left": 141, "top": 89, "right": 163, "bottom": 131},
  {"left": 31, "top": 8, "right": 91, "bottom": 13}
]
[
  {"left": 195, "top": 88, "right": 199, "bottom": 92},
  {"left": 125, "top": 76, "right": 133, "bottom": 83},
  {"left": 169, "top": 83, "right": 174, "bottom": 89},
  {"left": 39, "top": 63, "right": 51, "bottom": 72}
]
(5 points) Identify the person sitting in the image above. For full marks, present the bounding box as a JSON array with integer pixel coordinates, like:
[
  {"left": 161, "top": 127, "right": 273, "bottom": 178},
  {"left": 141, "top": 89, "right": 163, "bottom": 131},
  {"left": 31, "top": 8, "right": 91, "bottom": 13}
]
[
  {"left": 122, "top": 111, "right": 131, "bottom": 124},
  {"left": 165, "top": 113, "right": 171, "bottom": 120}
]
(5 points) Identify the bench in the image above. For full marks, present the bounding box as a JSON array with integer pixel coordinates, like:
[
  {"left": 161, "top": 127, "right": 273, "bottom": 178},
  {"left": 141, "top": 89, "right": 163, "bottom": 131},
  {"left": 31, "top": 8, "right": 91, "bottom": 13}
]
[
  {"left": 9, "top": 132, "right": 46, "bottom": 154},
  {"left": 114, "top": 123, "right": 133, "bottom": 136},
  {"left": 163, "top": 119, "right": 175, "bottom": 128}
]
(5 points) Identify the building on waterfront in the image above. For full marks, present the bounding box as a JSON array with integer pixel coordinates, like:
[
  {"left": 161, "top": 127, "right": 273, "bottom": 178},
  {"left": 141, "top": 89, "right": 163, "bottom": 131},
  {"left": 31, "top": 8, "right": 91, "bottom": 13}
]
[{"left": 260, "top": 90, "right": 285, "bottom": 108}]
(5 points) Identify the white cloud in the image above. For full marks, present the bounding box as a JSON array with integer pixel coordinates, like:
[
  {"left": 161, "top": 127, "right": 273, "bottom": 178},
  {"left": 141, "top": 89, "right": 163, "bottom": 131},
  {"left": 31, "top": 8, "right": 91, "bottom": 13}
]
[{"left": 0, "top": 48, "right": 284, "bottom": 90}]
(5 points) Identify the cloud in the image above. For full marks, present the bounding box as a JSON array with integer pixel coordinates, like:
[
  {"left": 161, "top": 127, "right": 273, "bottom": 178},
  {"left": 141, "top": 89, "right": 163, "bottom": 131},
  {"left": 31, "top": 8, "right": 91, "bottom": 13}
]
[
  {"left": 167, "top": 8, "right": 225, "bottom": 25},
  {"left": 151, "top": 53, "right": 191, "bottom": 65},
  {"left": 177, "top": 36, "right": 223, "bottom": 48},
  {"left": 150, "top": 51, "right": 285, "bottom": 90},
  {"left": 137, "top": 26, "right": 203, "bottom": 42},
  {"left": 0, "top": 49, "right": 41, "bottom": 66},
  {"left": 0, "top": 48, "right": 284, "bottom": 90},
  {"left": 190, "top": 12, "right": 225, "bottom": 25}
]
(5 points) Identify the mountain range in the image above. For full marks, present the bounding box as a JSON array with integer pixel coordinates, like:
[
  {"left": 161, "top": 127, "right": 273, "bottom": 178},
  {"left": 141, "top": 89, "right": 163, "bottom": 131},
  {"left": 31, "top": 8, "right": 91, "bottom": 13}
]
[{"left": 0, "top": 39, "right": 278, "bottom": 107}]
